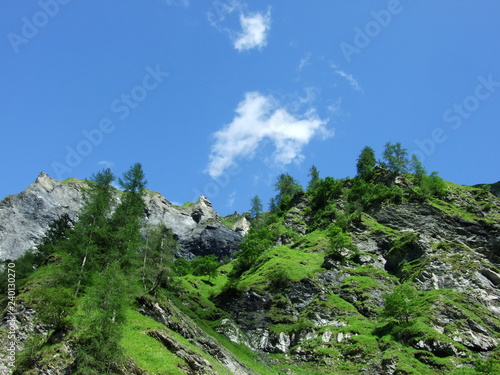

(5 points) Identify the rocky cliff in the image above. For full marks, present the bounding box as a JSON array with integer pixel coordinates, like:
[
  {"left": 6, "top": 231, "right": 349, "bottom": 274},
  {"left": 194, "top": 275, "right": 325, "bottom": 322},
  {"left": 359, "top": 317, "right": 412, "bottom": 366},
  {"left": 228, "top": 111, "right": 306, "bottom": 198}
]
[{"left": 0, "top": 172, "right": 242, "bottom": 262}]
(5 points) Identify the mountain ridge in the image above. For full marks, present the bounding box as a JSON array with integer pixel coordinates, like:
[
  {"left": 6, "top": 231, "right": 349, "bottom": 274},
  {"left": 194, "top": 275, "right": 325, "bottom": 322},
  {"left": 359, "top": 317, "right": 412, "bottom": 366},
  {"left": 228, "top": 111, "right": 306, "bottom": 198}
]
[
  {"left": 1, "top": 169, "right": 500, "bottom": 374},
  {"left": 0, "top": 172, "right": 243, "bottom": 263}
]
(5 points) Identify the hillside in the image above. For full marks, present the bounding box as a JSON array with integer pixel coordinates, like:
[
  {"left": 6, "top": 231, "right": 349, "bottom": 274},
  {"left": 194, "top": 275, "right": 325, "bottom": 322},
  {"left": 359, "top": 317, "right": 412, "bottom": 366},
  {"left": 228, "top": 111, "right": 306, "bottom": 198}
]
[{"left": 0, "top": 160, "right": 499, "bottom": 374}]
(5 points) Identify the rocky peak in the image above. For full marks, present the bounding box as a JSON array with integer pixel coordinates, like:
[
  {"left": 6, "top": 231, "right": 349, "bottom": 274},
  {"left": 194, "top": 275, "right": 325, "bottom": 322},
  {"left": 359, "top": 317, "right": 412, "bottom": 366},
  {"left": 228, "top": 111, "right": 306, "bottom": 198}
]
[
  {"left": 0, "top": 174, "right": 242, "bottom": 262},
  {"left": 186, "top": 195, "right": 219, "bottom": 224},
  {"left": 35, "top": 171, "right": 56, "bottom": 192}
]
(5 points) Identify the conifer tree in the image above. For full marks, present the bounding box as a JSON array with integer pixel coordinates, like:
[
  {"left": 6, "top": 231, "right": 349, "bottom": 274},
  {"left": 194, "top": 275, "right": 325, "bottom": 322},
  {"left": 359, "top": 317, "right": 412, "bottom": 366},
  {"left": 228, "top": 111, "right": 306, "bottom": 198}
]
[
  {"left": 307, "top": 165, "right": 320, "bottom": 191},
  {"left": 411, "top": 153, "right": 427, "bottom": 183},
  {"left": 249, "top": 195, "right": 263, "bottom": 220},
  {"left": 382, "top": 142, "right": 410, "bottom": 174},
  {"left": 110, "top": 163, "right": 147, "bottom": 271},
  {"left": 73, "top": 262, "right": 129, "bottom": 374},
  {"left": 274, "top": 173, "right": 303, "bottom": 209},
  {"left": 69, "top": 168, "right": 115, "bottom": 295},
  {"left": 141, "top": 224, "right": 176, "bottom": 294},
  {"left": 356, "top": 146, "right": 376, "bottom": 180}
]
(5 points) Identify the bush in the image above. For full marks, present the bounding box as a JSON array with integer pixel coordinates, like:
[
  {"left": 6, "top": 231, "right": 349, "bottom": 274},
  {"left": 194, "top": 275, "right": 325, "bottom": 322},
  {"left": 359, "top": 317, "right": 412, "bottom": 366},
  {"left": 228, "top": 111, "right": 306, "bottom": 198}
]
[
  {"left": 191, "top": 255, "right": 219, "bottom": 278},
  {"left": 326, "top": 225, "right": 358, "bottom": 263},
  {"left": 28, "top": 286, "right": 75, "bottom": 331},
  {"left": 230, "top": 227, "right": 274, "bottom": 277},
  {"left": 308, "top": 177, "right": 344, "bottom": 229},
  {"left": 173, "top": 258, "right": 192, "bottom": 276},
  {"left": 269, "top": 269, "right": 291, "bottom": 289},
  {"left": 414, "top": 172, "right": 447, "bottom": 199},
  {"left": 382, "top": 283, "right": 422, "bottom": 324}
]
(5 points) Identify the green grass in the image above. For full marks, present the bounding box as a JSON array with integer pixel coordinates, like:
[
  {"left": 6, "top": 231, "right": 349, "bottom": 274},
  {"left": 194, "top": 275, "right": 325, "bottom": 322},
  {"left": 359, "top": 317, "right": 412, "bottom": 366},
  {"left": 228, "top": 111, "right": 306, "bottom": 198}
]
[
  {"left": 291, "top": 229, "right": 330, "bottom": 251},
  {"left": 236, "top": 245, "right": 325, "bottom": 292},
  {"left": 121, "top": 308, "right": 187, "bottom": 374},
  {"left": 361, "top": 213, "right": 399, "bottom": 237},
  {"left": 221, "top": 214, "right": 242, "bottom": 228},
  {"left": 178, "top": 201, "right": 195, "bottom": 209},
  {"left": 121, "top": 307, "right": 236, "bottom": 375},
  {"left": 429, "top": 198, "right": 478, "bottom": 223},
  {"left": 155, "top": 289, "right": 280, "bottom": 375}
]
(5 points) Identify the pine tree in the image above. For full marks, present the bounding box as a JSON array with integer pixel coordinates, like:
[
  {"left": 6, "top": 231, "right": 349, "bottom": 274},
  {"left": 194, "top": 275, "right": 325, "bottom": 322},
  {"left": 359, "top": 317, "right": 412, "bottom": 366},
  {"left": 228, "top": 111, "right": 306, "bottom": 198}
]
[
  {"left": 307, "top": 165, "right": 320, "bottom": 191},
  {"left": 141, "top": 224, "right": 176, "bottom": 295},
  {"left": 73, "top": 262, "right": 129, "bottom": 374},
  {"left": 356, "top": 146, "right": 376, "bottom": 180},
  {"left": 68, "top": 168, "right": 115, "bottom": 295},
  {"left": 274, "top": 173, "right": 303, "bottom": 210},
  {"left": 382, "top": 142, "right": 410, "bottom": 174},
  {"left": 411, "top": 154, "right": 427, "bottom": 184},
  {"left": 110, "top": 163, "right": 147, "bottom": 271},
  {"left": 249, "top": 195, "right": 263, "bottom": 220}
]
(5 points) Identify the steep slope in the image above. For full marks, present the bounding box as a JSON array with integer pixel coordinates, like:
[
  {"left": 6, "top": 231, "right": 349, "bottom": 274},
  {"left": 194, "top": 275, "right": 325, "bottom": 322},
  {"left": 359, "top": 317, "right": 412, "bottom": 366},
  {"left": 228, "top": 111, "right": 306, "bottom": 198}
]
[
  {"left": 1, "top": 174, "right": 499, "bottom": 374},
  {"left": 188, "top": 181, "right": 500, "bottom": 374},
  {"left": 0, "top": 172, "right": 242, "bottom": 262}
]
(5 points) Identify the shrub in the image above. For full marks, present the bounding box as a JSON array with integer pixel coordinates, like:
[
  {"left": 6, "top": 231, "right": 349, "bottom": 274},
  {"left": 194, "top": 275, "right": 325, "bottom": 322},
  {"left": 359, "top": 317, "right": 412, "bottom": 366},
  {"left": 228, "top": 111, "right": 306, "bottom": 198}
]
[
  {"left": 29, "top": 286, "right": 75, "bottom": 331},
  {"left": 191, "top": 255, "right": 219, "bottom": 278},
  {"left": 382, "top": 283, "right": 422, "bottom": 324}
]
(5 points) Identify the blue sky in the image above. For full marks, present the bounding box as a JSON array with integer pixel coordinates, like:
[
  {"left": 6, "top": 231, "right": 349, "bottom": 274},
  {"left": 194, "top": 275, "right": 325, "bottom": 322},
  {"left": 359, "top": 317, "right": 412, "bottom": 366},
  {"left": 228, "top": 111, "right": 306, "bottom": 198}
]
[{"left": 1, "top": 1, "right": 499, "bottom": 216}]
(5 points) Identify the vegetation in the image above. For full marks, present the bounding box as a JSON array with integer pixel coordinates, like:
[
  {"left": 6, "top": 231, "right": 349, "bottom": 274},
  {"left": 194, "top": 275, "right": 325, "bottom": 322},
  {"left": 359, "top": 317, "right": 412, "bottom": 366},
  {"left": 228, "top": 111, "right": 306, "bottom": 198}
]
[
  {"left": 356, "top": 146, "right": 376, "bottom": 180},
  {"left": 2, "top": 141, "right": 499, "bottom": 374}
]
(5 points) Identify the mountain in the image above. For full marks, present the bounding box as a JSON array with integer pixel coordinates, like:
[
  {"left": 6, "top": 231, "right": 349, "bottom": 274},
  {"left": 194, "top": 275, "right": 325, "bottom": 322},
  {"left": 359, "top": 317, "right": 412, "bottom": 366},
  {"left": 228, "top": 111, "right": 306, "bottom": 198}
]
[
  {"left": 1, "top": 171, "right": 499, "bottom": 374},
  {"left": 0, "top": 172, "right": 242, "bottom": 262},
  {"left": 473, "top": 181, "right": 500, "bottom": 198}
]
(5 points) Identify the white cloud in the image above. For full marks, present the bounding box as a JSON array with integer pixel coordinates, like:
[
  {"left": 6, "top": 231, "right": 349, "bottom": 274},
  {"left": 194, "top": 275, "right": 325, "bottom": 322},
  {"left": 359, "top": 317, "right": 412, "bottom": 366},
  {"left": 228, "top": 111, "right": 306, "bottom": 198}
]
[
  {"left": 332, "top": 65, "right": 363, "bottom": 93},
  {"left": 98, "top": 160, "right": 114, "bottom": 168},
  {"left": 160, "top": 0, "right": 189, "bottom": 7},
  {"left": 297, "top": 52, "right": 311, "bottom": 72},
  {"left": 206, "top": 92, "right": 331, "bottom": 178},
  {"left": 234, "top": 10, "right": 271, "bottom": 51},
  {"left": 208, "top": 1, "right": 271, "bottom": 52}
]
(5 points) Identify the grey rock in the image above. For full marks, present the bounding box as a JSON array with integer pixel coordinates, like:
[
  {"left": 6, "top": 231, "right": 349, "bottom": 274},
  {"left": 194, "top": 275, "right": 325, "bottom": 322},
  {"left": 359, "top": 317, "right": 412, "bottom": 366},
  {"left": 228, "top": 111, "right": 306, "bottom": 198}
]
[
  {"left": 232, "top": 215, "right": 251, "bottom": 236},
  {"left": 0, "top": 173, "right": 242, "bottom": 262},
  {"left": 139, "top": 295, "right": 258, "bottom": 375}
]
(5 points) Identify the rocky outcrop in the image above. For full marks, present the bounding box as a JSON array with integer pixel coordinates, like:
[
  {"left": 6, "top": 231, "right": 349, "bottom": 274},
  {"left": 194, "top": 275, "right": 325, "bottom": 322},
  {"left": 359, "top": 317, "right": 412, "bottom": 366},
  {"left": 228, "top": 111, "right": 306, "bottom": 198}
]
[
  {"left": 142, "top": 192, "right": 241, "bottom": 260},
  {"left": 0, "top": 173, "right": 242, "bottom": 262},
  {"left": 138, "top": 295, "right": 258, "bottom": 375},
  {"left": 232, "top": 216, "right": 251, "bottom": 237},
  {"left": 0, "top": 173, "right": 83, "bottom": 261}
]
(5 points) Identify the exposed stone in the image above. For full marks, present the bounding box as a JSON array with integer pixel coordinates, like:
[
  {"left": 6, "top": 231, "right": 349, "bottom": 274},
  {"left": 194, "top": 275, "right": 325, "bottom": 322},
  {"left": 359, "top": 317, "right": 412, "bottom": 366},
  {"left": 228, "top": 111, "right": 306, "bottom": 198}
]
[
  {"left": 147, "top": 329, "right": 217, "bottom": 375},
  {"left": 232, "top": 215, "right": 251, "bottom": 236},
  {"left": 0, "top": 174, "right": 242, "bottom": 262},
  {"left": 321, "top": 329, "right": 332, "bottom": 343},
  {"left": 138, "top": 296, "right": 258, "bottom": 375}
]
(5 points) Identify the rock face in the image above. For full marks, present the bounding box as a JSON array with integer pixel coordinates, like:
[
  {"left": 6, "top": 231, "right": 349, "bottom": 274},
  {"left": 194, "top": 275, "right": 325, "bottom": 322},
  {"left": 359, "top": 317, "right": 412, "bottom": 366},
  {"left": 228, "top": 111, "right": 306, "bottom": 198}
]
[
  {"left": 138, "top": 295, "right": 258, "bottom": 375},
  {"left": 0, "top": 173, "right": 84, "bottom": 261},
  {"left": 232, "top": 215, "right": 251, "bottom": 236},
  {"left": 0, "top": 173, "right": 242, "bottom": 262}
]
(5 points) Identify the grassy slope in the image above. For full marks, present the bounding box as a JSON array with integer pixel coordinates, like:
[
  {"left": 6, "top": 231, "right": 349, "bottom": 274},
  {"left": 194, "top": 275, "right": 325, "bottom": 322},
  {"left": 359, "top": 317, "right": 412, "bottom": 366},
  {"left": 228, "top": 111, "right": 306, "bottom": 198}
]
[
  {"left": 3, "top": 179, "right": 499, "bottom": 374},
  {"left": 169, "top": 180, "right": 500, "bottom": 374}
]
